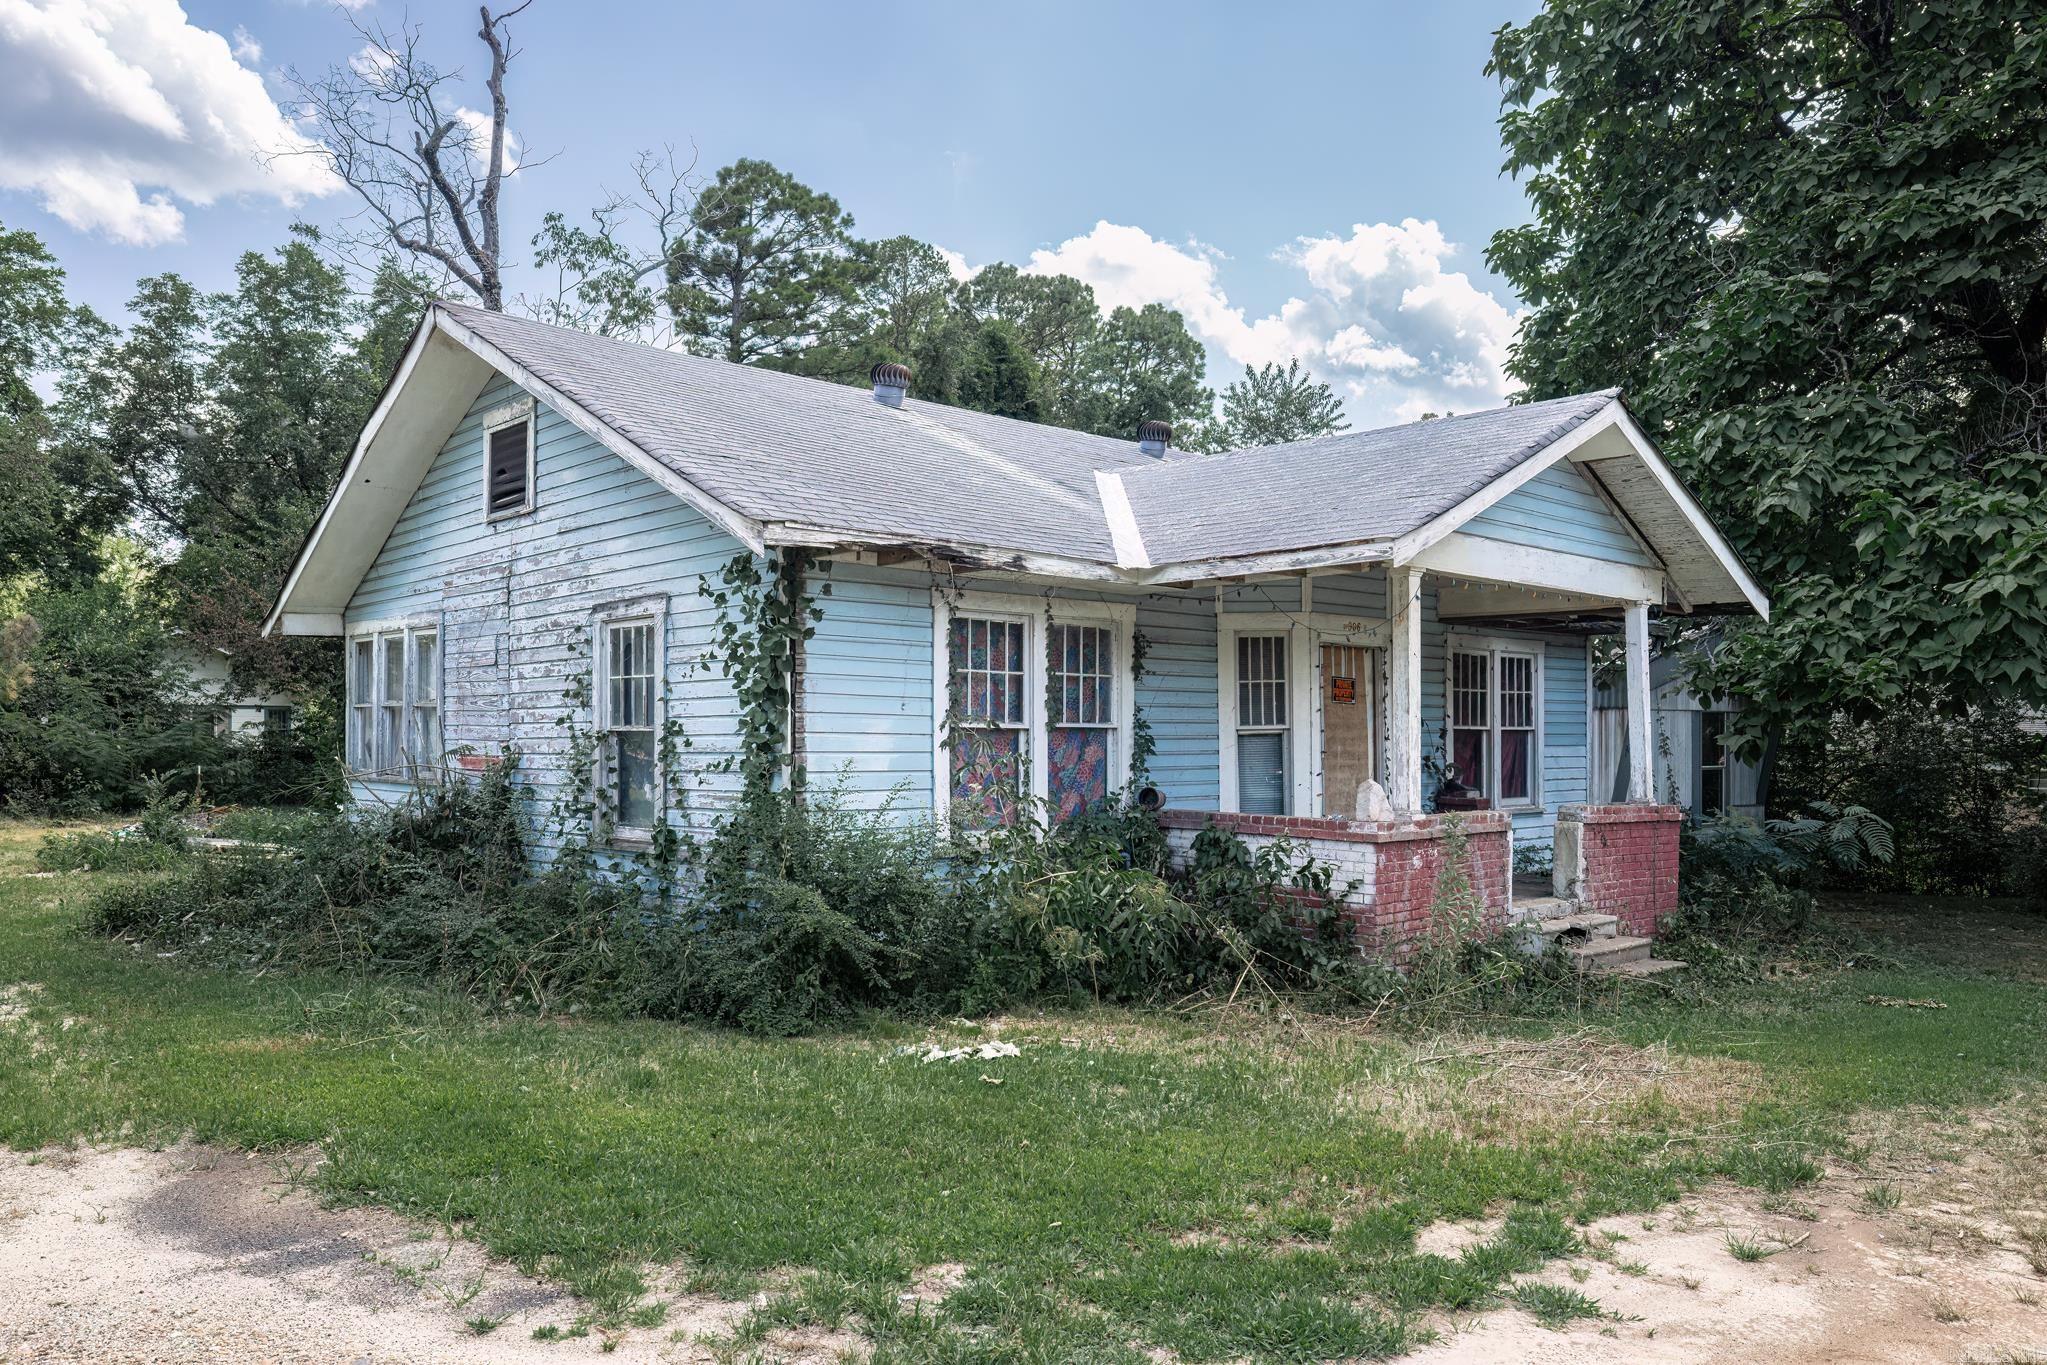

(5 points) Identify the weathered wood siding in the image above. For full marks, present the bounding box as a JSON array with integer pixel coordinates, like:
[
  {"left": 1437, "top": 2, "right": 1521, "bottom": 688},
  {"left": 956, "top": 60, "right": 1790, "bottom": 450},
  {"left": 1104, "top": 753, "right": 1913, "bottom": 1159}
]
[
  {"left": 338, "top": 376, "right": 1601, "bottom": 860},
  {"left": 1464, "top": 464, "right": 1657, "bottom": 567},
  {"left": 344, "top": 374, "right": 747, "bottom": 854}
]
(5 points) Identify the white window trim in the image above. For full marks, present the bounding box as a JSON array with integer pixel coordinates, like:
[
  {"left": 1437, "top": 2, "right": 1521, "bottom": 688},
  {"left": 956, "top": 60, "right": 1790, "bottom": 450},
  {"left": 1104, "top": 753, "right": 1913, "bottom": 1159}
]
[
  {"left": 1445, "top": 630, "right": 1547, "bottom": 811},
  {"left": 482, "top": 397, "right": 537, "bottom": 522},
  {"left": 344, "top": 615, "right": 440, "bottom": 783},
  {"left": 591, "top": 596, "right": 668, "bottom": 844},
  {"left": 929, "top": 589, "right": 1135, "bottom": 826},
  {"left": 1217, "top": 608, "right": 1388, "bottom": 817}
]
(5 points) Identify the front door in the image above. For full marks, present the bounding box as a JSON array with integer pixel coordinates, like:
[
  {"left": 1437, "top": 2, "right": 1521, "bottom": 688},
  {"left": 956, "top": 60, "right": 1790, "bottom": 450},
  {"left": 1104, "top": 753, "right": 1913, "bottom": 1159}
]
[{"left": 1320, "top": 644, "right": 1376, "bottom": 817}]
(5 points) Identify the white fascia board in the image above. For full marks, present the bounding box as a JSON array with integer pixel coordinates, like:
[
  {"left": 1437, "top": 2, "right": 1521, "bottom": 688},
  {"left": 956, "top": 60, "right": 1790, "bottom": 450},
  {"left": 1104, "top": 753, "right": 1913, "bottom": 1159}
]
[
  {"left": 1143, "top": 539, "right": 1394, "bottom": 585},
  {"left": 276, "top": 612, "right": 345, "bottom": 637},
  {"left": 1094, "top": 470, "right": 1150, "bottom": 569},
  {"left": 434, "top": 308, "right": 765, "bottom": 556},
  {"left": 263, "top": 316, "right": 441, "bottom": 636},
  {"left": 1605, "top": 405, "right": 1771, "bottom": 621},
  {"left": 1389, "top": 400, "right": 1627, "bottom": 567},
  {"left": 1412, "top": 532, "right": 1666, "bottom": 603}
]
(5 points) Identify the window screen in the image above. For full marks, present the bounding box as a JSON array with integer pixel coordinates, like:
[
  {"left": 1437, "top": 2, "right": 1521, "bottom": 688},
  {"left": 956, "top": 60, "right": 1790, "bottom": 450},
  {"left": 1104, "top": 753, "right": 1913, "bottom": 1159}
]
[
  {"left": 486, "top": 420, "right": 530, "bottom": 515},
  {"left": 1235, "top": 635, "right": 1289, "bottom": 815}
]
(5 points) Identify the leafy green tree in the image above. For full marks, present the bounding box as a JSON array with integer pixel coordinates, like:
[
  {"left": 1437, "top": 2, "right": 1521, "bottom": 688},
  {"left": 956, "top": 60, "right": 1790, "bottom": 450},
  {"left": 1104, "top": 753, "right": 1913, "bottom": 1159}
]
[
  {"left": 960, "top": 265, "right": 1102, "bottom": 424},
  {"left": 1488, "top": 0, "right": 2047, "bottom": 742},
  {"left": 1191, "top": 359, "right": 1349, "bottom": 452},
  {"left": 958, "top": 319, "right": 1045, "bottom": 421},
  {"left": 665, "top": 159, "right": 860, "bottom": 364},
  {"left": 0, "top": 223, "right": 96, "bottom": 582},
  {"left": 1076, "top": 304, "right": 1213, "bottom": 439},
  {"left": 356, "top": 257, "right": 438, "bottom": 383}
]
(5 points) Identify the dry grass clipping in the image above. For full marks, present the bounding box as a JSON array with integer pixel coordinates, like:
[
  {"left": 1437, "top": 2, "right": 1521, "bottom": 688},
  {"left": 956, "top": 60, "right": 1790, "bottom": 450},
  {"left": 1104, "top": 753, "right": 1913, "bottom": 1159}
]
[{"left": 1349, "top": 1028, "right": 1768, "bottom": 1144}]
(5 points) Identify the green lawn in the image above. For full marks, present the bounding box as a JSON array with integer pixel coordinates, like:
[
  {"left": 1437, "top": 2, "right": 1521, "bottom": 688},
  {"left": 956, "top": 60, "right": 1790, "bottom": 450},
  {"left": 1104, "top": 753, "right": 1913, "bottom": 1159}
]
[{"left": 3, "top": 820, "right": 2043, "bottom": 1360}]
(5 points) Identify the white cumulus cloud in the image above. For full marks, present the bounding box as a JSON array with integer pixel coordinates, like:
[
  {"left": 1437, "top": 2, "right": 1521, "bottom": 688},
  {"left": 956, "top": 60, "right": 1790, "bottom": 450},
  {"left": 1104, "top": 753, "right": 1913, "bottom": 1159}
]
[
  {"left": 1023, "top": 217, "right": 1522, "bottom": 427},
  {"left": 0, "top": 0, "right": 337, "bottom": 245}
]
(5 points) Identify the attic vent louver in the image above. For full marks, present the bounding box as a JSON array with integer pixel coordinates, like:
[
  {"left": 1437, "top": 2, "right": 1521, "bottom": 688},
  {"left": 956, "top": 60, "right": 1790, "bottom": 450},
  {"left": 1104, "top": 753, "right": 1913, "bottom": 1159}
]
[
  {"left": 1136, "top": 419, "right": 1173, "bottom": 458},
  {"left": 871, "top": 361, "right": 911, "bottom": 408}
]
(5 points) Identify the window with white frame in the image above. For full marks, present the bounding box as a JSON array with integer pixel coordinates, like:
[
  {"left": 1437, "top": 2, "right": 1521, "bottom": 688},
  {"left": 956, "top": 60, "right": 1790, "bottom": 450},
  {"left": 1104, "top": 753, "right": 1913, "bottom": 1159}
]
[
  {"left": 345, "top": 624, "right": 439, "bottom": 780},
  {"left": 938, "top": 596, "right": 1133, "bottom": 830},
  {"left": 1447, "top": 638, "right": 1542, "bottom": 806},
  {"left": 948, "top": 613, "right": 1030, "bottom": 828},
  {"left": 1048, "top": 622, "right": 1117, "bottom": 821},
  {"left": 1697, "top": 711, "right": 1727, "bottom": 816},
  {"left": 597, "top": 617, "right": 660, "bottom": 833},
  {"left": 483, "top": 401, "right": 534, "bottom": 518},
  {"left": 349, "top": 638, "right": 373, "bottom": 770},
  {"left": 1235, "top": 634, "right": 1290, "bottom": 815}
]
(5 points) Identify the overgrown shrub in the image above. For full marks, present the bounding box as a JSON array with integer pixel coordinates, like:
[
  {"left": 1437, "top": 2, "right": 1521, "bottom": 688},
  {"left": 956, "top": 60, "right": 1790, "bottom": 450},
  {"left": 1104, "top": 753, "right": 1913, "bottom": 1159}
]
[
  {"left": 78, "top": 762, "right": 1389, "bottom": 1033},
  {"left": 1774, "top": 700, "right": 2047, "bottom": 897}
]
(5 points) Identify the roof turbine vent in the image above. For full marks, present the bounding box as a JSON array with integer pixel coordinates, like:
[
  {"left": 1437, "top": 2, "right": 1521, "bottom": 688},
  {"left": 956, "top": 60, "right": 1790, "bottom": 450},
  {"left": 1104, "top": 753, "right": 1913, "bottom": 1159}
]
[
  {"left": 1136, "top": 419, "right": 1173, "bottom": 458},
  {"left": 871, "top": 361, "right": 912, "bottom": 408}
]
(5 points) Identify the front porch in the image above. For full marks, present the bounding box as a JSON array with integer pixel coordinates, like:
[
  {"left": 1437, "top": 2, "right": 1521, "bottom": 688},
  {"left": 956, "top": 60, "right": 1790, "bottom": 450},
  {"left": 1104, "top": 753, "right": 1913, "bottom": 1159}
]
[{"left": 1146, "top": 546, "right": 1687, "bottom": 969}]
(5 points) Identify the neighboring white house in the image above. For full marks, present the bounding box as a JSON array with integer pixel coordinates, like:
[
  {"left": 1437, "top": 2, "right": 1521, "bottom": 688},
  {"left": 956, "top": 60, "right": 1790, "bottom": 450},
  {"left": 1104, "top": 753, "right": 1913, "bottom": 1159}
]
[
  {"left": 1591, "top": 649, "right": 1765, "bottom": 820},
  {"left": 165, "top": 641, "right": 295, "bottom": 738}
]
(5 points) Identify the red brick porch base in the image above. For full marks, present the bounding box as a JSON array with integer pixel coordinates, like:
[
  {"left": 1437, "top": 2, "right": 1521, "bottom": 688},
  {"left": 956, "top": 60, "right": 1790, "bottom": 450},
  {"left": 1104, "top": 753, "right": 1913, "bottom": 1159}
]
[
  {"left": 1553, "top": 803, "right": 1681, "bottom": 937},
  {"left": 1157, "top": 810, "right": 1510, "bottom": 958}
]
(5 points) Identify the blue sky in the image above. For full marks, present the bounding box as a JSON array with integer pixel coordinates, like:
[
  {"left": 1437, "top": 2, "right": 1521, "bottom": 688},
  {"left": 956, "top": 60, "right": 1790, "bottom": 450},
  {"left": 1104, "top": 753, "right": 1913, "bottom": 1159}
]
[{"left": 1, "top": 0, "right": 1543, "bottom": 425}]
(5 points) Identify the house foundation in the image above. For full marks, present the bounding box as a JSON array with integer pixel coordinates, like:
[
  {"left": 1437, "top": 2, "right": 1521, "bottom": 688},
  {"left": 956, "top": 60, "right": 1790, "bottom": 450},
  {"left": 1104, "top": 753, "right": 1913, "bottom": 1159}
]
[
  {"left": 1553, "top": 803, "right": 1682, "bottom": 937},
  {"left": 1158, "top": 810, "right": 1511, "bottom": 957}
]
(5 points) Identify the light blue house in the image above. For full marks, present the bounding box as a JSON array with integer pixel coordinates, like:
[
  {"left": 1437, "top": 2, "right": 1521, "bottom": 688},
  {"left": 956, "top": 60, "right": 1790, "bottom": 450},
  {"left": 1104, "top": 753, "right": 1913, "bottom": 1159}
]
[{"left": 267, "top": 304, "right": 1767, "bottom": 946}]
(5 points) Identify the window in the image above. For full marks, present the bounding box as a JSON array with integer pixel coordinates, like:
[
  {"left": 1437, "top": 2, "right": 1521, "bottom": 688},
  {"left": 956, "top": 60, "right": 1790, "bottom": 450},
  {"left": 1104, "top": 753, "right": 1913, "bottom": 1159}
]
[
  {"left": 948, "top": 614, "right": 1029, "bottom": 828},
  {"left": 484, "top": 403, "right": 533, "bottom": 518},
  {"left": 1697, "top": 711, "right": 1727, "bottom": 816},
  {"left": 935, "top": 594, "right": 1133, "bottom": 830},
  {"left": 1498, "top": 653, "right": 1535, "bottom": 803},
  {"left": 1235, "top": 634, "right": 1290, "bottom": 815},
  {"left": 377, "top": 631, "right": 404, "bottom": 770},
  {"left": 262, "top": 706, "right": 292, "bottom": 735},
  {"left": 349, "top": 639, "right": 373, "bottom": 769},
  {"left": 410, "top": 633, "right": 439, "bottom": 772},
  {"left": 599, "top": 619, "right": 659, "bottom": 832},
  {"left": 1450, "top": 651, "right": 1489, "bottom": 792},
  {"left": 1048, "top": 622, "right": 1116, "bottom": 821},
  {"left": 345, "top": 624, "right": 439, "bottom": 780},
  {"left": 1447, "top": 637, "right": 1543, "bottom": 807}
]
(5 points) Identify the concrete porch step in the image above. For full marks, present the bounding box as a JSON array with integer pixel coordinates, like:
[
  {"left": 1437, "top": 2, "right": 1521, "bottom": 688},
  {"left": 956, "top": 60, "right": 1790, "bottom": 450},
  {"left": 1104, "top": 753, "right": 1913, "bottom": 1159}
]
[
  {"left": 1512, "top": 906, "right": 1619, "bottom": 955},
  {"left": 1599, "top": 956, "right": 1689, "bottom": 979},
  {"left": 1565, "top": 934, "right": 1654, "bottom": 970}
]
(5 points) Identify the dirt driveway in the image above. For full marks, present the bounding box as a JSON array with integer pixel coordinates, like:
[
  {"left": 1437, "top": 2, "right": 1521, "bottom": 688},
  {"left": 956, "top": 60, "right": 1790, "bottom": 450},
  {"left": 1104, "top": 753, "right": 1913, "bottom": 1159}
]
[{"left": 4, "top": 1118, "right": 2045, "bottom": 1364}]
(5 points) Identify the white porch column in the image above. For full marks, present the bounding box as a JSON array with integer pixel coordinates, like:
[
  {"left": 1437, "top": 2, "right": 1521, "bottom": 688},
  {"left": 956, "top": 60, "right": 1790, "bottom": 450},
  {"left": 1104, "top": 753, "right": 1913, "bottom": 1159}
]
[
  {"left": 1386, "top": 566, "right": 1424, "bottom": 814},
  {"left": 1623, "top": 600, "right": 1654, "bottom": 803}
]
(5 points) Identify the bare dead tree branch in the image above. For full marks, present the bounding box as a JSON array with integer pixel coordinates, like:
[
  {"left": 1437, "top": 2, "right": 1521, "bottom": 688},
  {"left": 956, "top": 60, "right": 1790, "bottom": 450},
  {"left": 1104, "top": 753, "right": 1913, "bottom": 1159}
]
[{"left": 281, "top": 4, "right": 534, "bottom": 309}]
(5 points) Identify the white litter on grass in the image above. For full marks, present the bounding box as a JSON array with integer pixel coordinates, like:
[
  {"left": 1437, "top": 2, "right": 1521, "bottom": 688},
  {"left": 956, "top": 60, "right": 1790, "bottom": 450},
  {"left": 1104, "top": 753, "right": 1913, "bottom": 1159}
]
[{"left": 905, "top": 1041, "right": 1022, "bottom": 1064}]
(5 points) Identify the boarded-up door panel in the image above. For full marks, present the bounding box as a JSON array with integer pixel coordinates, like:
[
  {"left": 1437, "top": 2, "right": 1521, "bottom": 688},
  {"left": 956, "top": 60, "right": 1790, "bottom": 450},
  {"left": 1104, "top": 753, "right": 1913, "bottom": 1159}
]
[{"left": 1320, "top": 644, "right": 1375, "bottom": 817}]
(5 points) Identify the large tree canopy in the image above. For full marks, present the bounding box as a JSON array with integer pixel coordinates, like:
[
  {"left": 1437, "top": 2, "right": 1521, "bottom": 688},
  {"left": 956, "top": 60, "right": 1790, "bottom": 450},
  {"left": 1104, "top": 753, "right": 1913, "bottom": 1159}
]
[{"left": 1489, "top": 0, "right": 2047, "bottom": 741}]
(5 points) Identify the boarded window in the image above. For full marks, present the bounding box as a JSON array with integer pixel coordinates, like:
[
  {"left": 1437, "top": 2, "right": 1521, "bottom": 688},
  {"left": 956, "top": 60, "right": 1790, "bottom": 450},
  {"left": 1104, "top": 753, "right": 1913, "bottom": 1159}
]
[{"left": 486, "top": 420, "right": 531, "bottom": 515}]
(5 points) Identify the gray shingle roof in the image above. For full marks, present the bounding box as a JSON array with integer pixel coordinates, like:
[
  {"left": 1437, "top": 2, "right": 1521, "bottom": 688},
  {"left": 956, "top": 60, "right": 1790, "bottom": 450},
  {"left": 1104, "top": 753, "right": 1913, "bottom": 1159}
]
[
  {"left": 1118, "top": 391, "right": 1618, "bottom": 566},
  {"left": 441, "top": 303, "right": 1615, "bottom": 570},
  {"left": 442, "top": 303, "right": 1154, "bottom": 562}
]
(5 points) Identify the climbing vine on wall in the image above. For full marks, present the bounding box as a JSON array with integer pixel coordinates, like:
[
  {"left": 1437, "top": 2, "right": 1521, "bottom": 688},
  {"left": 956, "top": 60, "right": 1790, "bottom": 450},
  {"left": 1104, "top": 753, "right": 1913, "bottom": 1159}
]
[{"left": 701, "top": 548, "right": 828, "bottom": 806}]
